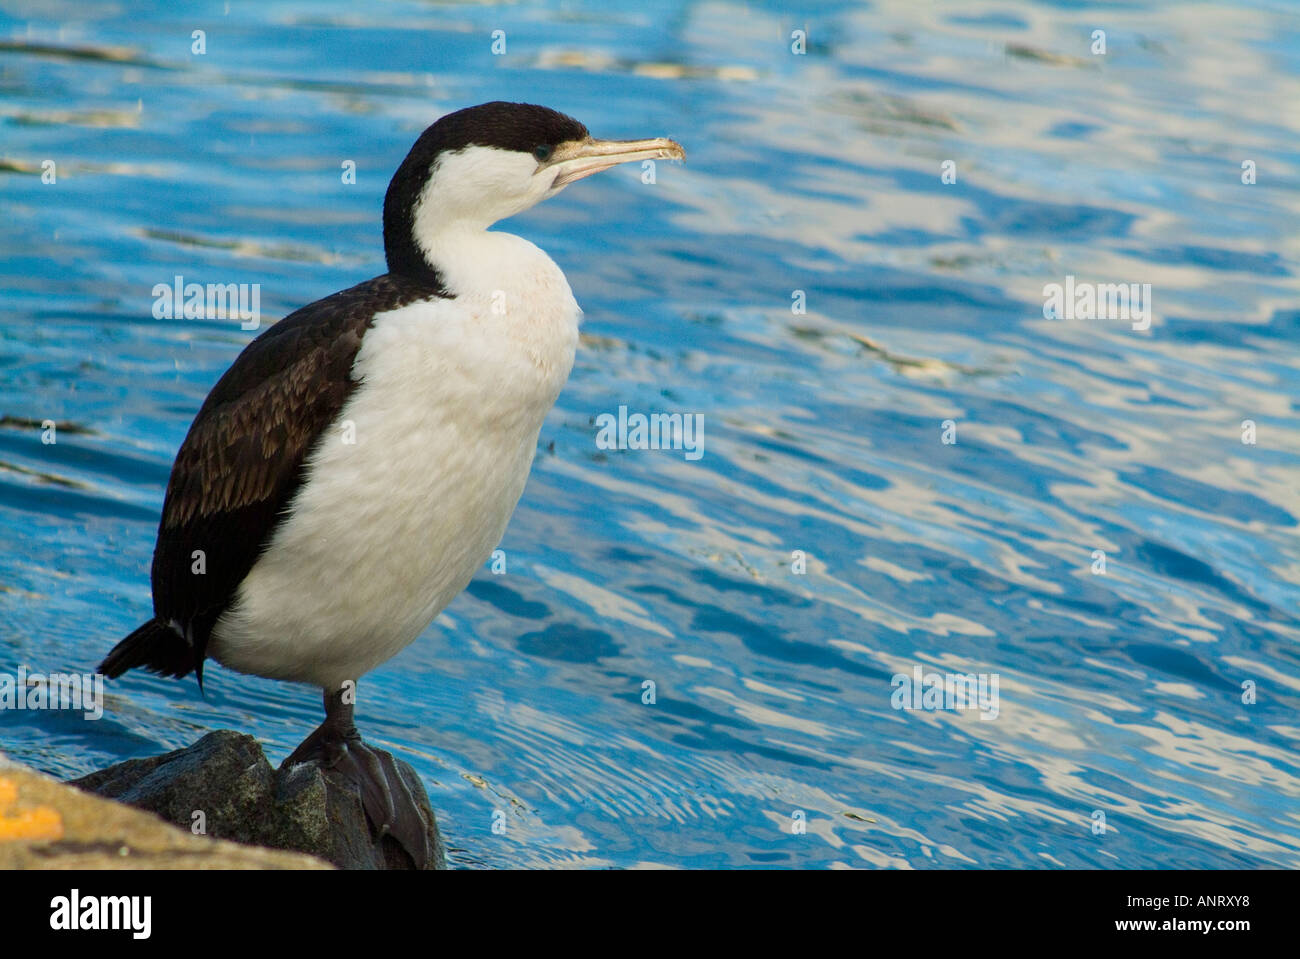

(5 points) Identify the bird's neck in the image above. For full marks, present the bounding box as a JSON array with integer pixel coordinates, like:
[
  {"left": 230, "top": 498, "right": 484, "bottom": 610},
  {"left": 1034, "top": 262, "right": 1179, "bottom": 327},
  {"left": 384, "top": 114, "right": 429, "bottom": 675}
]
[{"left": 411, "top": 225, "right": 550, "bottom": 300}]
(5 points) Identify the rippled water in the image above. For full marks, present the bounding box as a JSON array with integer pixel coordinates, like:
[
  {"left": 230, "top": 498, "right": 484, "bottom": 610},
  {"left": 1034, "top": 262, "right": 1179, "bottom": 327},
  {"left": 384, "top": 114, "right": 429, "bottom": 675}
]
[{"left": 2, "top": 0, "right": 1298, "bottom": 868}]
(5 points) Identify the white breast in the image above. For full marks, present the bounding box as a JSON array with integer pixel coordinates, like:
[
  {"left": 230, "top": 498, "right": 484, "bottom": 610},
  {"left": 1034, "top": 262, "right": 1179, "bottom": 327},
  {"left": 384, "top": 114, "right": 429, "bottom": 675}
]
[{"left": 210, "top": 231, "right": 579, "bottom": 688}]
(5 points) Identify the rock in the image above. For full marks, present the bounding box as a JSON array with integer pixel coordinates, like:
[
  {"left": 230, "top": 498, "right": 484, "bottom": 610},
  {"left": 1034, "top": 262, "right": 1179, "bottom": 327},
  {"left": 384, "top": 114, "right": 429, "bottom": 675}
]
[
  {"left": 71, "top": 730, "right": 446, "bottom": 870},
  {"left": 0, "top": 752, "right": 328, "bottom": 869}
]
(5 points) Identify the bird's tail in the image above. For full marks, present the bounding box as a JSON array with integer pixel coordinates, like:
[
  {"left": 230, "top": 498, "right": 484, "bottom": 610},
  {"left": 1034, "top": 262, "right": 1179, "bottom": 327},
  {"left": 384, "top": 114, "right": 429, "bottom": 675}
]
[{"left": 99, "top": 619, "right": 197, "bottom": 680}]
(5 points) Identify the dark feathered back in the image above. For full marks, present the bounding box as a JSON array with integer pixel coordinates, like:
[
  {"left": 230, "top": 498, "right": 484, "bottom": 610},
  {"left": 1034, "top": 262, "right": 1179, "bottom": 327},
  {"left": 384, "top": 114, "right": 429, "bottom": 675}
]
[{"left": 102, "top": 273, "right": 446, "bottom": 684}]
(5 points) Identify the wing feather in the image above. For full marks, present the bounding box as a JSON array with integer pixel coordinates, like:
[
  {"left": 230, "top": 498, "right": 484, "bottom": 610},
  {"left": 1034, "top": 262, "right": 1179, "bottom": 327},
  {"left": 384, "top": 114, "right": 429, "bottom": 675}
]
[{"left": 149, "top": 273, "right": 442, "bottom": 652}]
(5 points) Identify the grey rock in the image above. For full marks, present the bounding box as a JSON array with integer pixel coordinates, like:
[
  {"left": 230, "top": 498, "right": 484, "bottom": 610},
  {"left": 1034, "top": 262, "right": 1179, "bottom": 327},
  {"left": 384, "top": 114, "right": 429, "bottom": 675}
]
[
  {"left": 0, "top": 752, "right": 329, "bottom": 870},
  {"left": 72, "top": 730, "right": 446, "bottom": 870}
]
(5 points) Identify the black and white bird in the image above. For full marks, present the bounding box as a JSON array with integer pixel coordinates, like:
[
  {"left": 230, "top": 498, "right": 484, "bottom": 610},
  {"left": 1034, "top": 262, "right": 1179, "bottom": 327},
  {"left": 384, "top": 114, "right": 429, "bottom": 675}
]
[{"left": 99, "top": 101, "right": 684, "bottom": 865}]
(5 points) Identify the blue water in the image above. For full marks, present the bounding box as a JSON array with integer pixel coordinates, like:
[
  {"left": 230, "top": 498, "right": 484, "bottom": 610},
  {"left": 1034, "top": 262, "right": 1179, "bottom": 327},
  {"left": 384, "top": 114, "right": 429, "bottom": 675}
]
[{"left": 2, "top": 0, "right": 1298, "bottom": 868}]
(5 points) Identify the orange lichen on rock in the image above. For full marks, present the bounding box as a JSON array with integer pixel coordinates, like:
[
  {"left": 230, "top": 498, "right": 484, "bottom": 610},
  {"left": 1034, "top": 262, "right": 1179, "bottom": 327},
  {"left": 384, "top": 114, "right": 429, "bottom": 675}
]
[{"left": 0, "top": 777, "right": 65, "bottom": 841}]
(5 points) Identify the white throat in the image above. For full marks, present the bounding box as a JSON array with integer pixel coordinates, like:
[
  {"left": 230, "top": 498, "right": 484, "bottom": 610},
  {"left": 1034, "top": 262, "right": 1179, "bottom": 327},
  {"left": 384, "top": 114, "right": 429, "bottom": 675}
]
[
  {"left": 411, "top": 145, "right": 559, "bottom": 244},
  {"left": 406, "top": 144, "right": 582, "bottom": 347}
]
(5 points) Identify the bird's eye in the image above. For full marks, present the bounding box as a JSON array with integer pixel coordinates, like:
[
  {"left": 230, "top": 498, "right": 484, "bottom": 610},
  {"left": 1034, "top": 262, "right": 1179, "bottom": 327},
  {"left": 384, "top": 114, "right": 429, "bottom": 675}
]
[{"left": 533, "top": 144, "right": 554, "bottom": 162}]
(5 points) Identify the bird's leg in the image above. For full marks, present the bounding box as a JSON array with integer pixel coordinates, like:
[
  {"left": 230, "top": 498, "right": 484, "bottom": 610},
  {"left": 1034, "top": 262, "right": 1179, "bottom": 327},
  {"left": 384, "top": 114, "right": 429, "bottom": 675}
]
[
  {"left": 285, "top": 686, "right": 360, "bottom": 769},
  {"left": 284, "top": 685, "right": 431, "bottom": 869}
]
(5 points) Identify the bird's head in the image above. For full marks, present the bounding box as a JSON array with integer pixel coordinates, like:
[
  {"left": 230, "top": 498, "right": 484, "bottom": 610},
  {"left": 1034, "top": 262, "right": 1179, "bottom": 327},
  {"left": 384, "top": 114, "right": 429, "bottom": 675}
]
[{"left": 383, "top": 101, "right": 684, "bottom": 280}]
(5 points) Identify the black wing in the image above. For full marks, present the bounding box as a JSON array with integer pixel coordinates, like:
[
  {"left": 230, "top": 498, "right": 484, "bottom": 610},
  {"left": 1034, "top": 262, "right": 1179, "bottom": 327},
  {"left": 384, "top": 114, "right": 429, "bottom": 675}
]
[{"left": 146, "top": 272, "right": 442, "bottom": 669}]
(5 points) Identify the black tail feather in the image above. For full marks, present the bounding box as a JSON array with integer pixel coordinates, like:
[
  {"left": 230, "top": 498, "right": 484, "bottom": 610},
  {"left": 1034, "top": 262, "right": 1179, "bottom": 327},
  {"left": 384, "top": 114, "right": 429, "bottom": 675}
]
[{"left": 99, "top": 619, "right": 198, "bottom": 682}]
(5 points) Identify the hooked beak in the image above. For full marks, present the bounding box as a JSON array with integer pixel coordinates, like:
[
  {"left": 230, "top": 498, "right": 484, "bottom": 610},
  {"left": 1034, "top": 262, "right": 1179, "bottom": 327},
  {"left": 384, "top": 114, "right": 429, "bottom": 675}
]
[{"left": 543, "top": 136, "right": 685, "bottom": 190}]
